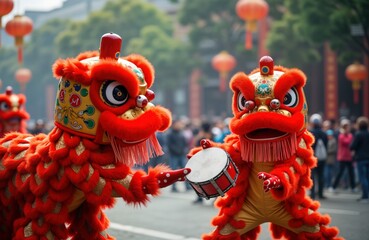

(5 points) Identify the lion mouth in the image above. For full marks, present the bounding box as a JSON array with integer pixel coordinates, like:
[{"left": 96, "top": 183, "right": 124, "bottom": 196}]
[{"left": 245, "top": 128, "right": 288, "bottom": 141}]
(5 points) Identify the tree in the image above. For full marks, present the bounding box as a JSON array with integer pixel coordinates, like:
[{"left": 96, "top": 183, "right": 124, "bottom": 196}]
[
  {"left": 266, "top": 0, "right": 321, "bottom": 68},
  {"left": 174, "top": 0, "right": 254, "bottom": 75},
  {"left": 56, "top": 0, "right": 173, "bottom": 57},
  {"left": 0, "top": 47, "right": 17, "bottom": 89},
  {"left": 297, "top": 0, "right": 369, "bottom": 63},
  {"left": 266, "top": 0, "right": 369, "bottom": 116},
  {"left": 23, "top": 19, "right": 70, "bottom": 119},
  {"left": 0, "top": 0, "right": 192, "bottom": 119},
  {"left": 126, "top": 25, "right": 191, "bottom": 90}
]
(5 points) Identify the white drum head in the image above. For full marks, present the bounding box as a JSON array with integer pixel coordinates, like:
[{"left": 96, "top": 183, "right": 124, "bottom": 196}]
[{"left": 186, "top": 147, "right": 228, "bottom": 183}]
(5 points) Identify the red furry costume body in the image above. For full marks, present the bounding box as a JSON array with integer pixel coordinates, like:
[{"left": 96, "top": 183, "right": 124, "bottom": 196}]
[
  {"left": 189, "top": 56, "right": 342, "bottom": 240},
  {"left": 0, "top": 33, "right": 189, "bottom": 239},
  {"left": 0, "top": 86, "right": 29, "bottom": 137}
]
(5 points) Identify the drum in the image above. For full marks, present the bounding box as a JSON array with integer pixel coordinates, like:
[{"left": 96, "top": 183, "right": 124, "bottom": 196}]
[{"left": 185, "top": 147, "right": 239, "bottom": 199}]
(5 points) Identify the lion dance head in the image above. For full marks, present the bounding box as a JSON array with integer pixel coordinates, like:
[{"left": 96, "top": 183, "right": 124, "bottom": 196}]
[
  {"left": 0, "top": 86, "right": 29, "bottom": 137},
  {"left": 229, "top": 56, "right": 308, "bottom": 162},
  {"left": 53, "top": 33, "right": 171, "bottom": 166}
]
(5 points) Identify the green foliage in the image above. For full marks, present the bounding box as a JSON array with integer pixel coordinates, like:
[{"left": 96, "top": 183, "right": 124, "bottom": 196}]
[
  {"left": 0, "top": 0, "right": 191, "bottom": 119},
  {"left": 266, "top": 9, "right": 321, "bottom": 68},
  {"left": 126, "top": 25, "right": 191, "bottom": 89},
  {"left": 0, "top": 0, "right": 367, "bottom": 119},
  {"left": 56, "top": 0, "right": 173, "bottom": 57},
  {"left": 295, "top": 0, "right": 368, "bottom": 64},
  {"left": 0, "top": 47, "right": 17, "bottom": 87}
]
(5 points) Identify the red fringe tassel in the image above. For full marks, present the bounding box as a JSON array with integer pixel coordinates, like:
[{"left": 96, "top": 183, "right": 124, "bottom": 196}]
[
  {"left": 240, "top": 133, "right": 297, "bottom": 162},
  {"left": 109, "top": 134, "right": 163, "bottom": 167}
]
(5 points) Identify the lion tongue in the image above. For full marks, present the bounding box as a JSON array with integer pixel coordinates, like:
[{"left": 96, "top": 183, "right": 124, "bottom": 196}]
[{"left": 109, "top": 134, "right": 163, "bottom": 167}]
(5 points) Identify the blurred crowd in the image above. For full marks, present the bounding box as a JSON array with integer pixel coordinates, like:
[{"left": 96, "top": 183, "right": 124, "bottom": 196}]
[
  {"left": 27, "top": 114, "right": 369, "bottom": 205},
  {"left": 137, "top": 113, "right": 369, "bottom": 205},
  {"left": 26, "top": 119, "right": 53, "bottom": 135},
  {"left": 308, "top": 114, "right": 369, "bottom": 203}
]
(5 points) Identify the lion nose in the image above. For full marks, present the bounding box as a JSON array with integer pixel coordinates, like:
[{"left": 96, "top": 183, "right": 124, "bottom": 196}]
[{"left": 257, "top": 104, "right": 269, "bottom": 112}]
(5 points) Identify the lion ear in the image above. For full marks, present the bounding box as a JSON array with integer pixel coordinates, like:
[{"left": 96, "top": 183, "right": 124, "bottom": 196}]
[{"left": 124, "top": 54, "right": 155, "bottom": 88}]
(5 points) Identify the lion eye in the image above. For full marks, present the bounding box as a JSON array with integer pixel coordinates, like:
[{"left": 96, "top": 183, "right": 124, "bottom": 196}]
[
  {"left": 283, "top": 88, "right": 298, "bottom": 107},
  {"left": 0, "top": 102, "right": 10, "bottom": 111},
  {"left": 101, "top": 80, "right": 129, "bottom": 107},
  {"left": 237, "top": 92, "right": 247, "bottom": 111}
]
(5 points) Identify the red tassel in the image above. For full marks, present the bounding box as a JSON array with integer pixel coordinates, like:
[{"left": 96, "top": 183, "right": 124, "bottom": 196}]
[
  {"left": 219, "top": 71, "right": 227, "bottom": 92},
  {"left": 109, "top": 134, "right": 163, "bottom": 166},
  {"left": 240, "top": 133, "right": 297, "bottom": 162},
  {"left": 245, "top": 31, "right": 252, "bottom": 49},
  {"left": 18, "top": 46, "right": 23, "bottom": 64},
  {"left": 354, "top": 89, "right": 359, "bottom": 103}
]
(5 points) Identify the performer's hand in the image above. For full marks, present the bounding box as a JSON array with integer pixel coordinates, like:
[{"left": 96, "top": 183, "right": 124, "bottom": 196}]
[
  {"left": 186, "top": 139, "right": 213, "bottom": 159},
  {"left": 157, "top": 168, "right": 191, "bottom": 188},
  {"left": 257, "top": 172, "right": 281, "bottom": 192},
  {"left": 200, "top": 139, "right": 212, "bottom": 149}
]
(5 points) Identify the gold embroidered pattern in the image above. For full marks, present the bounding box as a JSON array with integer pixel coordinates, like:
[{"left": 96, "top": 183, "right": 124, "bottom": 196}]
[
  {"left": 14, "top": 150, "right": 27, "bottom": 160},
  {"left": 21, "top": 173, "right": 30, "bottom": 182},
  {"left": 102, "top": 164, "right": 115, "bottom": 169},
  {"left": 0, "top": 162, "right": 5, "bottom": 170},
  {"left": 53, "top": 203, "right": 61, "bottom": 214},
  {"left": 56, "top": 137, "right": 66, "bottom": 150},
  {"left": 75, "top": 142, "right": 85, "bottom": 156},
  {"left": 67, "top": 189, "right": 85, "bottom": 212},
  {"left": 2, "top": 140, "right": 11, "bottom": 148},
  {"left": 87, "top": 164, "right": 94, "bottom": 180},
  {"left": 24, "top": 222, "right": 33, "bottom": 237},
  {"left": 35, "top": 174, "right": 42, "bottom": 185},
  {"left": 299, "top": 139, "right": 307, "bottom": 149},
  {"left": 219, "top": 223, "right": 236, "bottom": 235},
  {"left": 93, "top": 177, "right": 106, "bottom": 196},
  {"left": 296, "top": 157, "right": 304, "bottom": 166},
  {"left": 112, "top": 174, "right": 133, "bottom": 197},
  {"left": 71, "top": 164, "right": 81, "bottom": 173}
]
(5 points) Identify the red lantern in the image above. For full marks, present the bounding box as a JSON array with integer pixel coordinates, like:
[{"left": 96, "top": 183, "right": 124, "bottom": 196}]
[
  {"left": 212, "top": 51, "right": 237, "bottom": 92},
  {"left": 236, "top": 0, "right": 269, "bottom": 50},
  {"left": 15, "top": 68, "right": 31, "bottom": 93},
  {"left": 0, "top": 0, "right": 14, "bottom": 47},
  {"left": 345, "top": 62, "right": 368, "bottom": 104},
  {"left": 5, "top": 14, "right": 33, "bottom": 64}
]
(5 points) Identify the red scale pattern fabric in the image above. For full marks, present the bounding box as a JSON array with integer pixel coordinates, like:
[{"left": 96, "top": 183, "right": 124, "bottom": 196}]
[{"left": 0, "top": 127, "right": 163, "bottom": 239}]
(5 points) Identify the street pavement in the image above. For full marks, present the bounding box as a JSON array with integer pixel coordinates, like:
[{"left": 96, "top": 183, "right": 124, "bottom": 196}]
[{"left": 105, "top": 182, "right": 368, "bottom": 240}]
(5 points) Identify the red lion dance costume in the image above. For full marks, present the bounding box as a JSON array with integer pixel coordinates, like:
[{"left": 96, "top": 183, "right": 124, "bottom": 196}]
[
  {"left": 189, "top": 56, "right": 342, "bottom": 240},
  {"left": 0, "top": 86, "right": 29, "bottom": 137},
  {"left": 0, "top": 33, "right": 189, "bottom": 240}
]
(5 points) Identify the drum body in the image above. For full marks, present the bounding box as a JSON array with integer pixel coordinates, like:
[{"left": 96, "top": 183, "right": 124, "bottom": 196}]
[{"left": 185, "top": 147, "right": 239, "bottom": 199}]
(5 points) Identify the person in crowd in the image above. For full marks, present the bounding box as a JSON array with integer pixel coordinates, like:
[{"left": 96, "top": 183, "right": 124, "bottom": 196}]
[
  {"left": 330, "top": 119, "right": 356, "bottom": 193},
  {"left": 29, "top": 119, "right": 47, "bottom": 134},
  {"left": 166, "top": 119, "right": 192, "bottom": 192},
  {"left": 325, "top": 129, "right": 337, "bottom": 189},
  {"left": 309, "top": 113, "right": 328, "bottom": 199},
  {"left": 191, "top": 121, "right": 215, "bottom": 204},
  {"left": 141, "top": 131, "right": 168, "bottom": 173},
  {"left": 181, "top": 117, "right": 195, "bottom": 150},
  {"left": 213, "top": 117, "right": 231, "bottom": 143},
  {"left": 350, "top": 116, "right": 369, "bottom": 203}
]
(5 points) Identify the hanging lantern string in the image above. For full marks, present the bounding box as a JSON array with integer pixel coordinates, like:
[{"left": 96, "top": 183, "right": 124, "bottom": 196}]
[
  {"left": 235, "top": 0, "right": 269, "bottom": 50},
  {"left": 0, "top": 0, "right": 15, "bottom": 48},
  {"left": 5, "top": 14, "right": 33, "bottom": 65}
]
